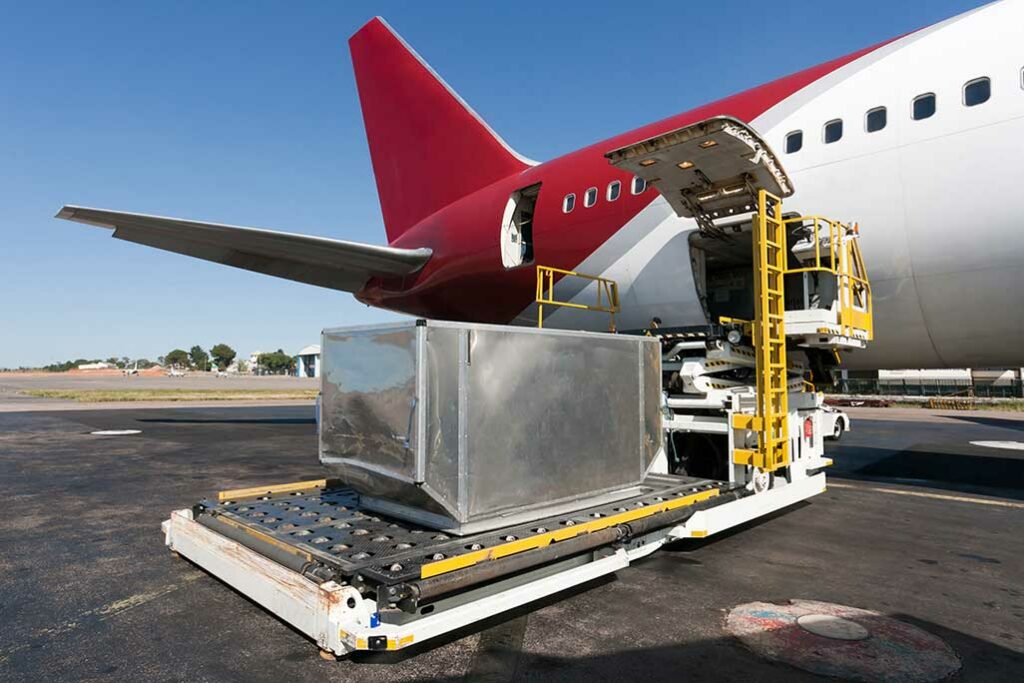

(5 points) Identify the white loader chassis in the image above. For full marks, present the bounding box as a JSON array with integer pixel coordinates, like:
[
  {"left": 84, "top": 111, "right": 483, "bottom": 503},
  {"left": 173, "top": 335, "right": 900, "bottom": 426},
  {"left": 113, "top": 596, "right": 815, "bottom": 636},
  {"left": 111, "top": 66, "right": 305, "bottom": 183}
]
[
  {"left": 163, "top": 150, "right": 867, "bottom": 656},
  {"left": 163, "top": 471, "right": 827, "bottom": 655}
]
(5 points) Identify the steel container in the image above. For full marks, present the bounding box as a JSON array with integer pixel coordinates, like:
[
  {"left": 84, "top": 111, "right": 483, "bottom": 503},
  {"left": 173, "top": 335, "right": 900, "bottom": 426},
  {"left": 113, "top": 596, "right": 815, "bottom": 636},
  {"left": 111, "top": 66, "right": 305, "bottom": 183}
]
[{"left": 319, "top": 320, "right": 663, "bottom": 534}]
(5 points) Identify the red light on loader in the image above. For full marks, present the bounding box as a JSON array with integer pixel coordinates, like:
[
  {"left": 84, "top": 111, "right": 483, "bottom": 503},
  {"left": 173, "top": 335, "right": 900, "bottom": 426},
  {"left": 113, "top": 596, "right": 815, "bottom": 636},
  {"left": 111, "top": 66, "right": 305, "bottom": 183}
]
[{"left": 803, "top": 417, "right": 814, "bottom": 440}]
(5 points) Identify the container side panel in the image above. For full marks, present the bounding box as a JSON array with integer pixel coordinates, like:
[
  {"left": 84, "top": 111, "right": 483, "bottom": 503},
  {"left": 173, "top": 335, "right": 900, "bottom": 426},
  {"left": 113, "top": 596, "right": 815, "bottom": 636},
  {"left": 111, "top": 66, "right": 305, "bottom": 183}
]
[
  {"left": 464, "top": 329, "right": 646, "bottom": 518},
  {"left": 423, "top": 326, "right": 463, "bottom": 517},
  {"left": 320, "top": 326, "right": 419, "bottom": 481},
  {"left": 642, "top": 340, "right": 665, "bottom": 472}
]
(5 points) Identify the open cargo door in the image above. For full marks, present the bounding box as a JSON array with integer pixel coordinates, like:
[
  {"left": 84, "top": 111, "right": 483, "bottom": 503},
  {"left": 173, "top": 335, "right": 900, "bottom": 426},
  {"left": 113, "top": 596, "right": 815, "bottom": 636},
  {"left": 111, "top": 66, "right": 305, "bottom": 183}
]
[{"left": 605, "top": 116, "right": 793, "bottom": 237}]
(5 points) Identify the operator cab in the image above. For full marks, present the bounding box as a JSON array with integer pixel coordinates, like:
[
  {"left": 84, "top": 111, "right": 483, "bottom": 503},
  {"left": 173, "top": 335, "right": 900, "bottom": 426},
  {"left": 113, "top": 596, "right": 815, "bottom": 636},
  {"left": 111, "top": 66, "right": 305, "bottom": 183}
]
[{"left": 687, "top": 216, "right": 872, "bottom": 350}]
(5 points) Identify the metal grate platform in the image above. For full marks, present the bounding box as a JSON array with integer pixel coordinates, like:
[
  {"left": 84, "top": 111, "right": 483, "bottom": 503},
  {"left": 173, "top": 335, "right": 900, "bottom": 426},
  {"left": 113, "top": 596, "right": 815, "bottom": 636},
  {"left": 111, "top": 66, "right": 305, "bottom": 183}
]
[{"left": 196, "top": 474, "right": 729, "bottom": 588}]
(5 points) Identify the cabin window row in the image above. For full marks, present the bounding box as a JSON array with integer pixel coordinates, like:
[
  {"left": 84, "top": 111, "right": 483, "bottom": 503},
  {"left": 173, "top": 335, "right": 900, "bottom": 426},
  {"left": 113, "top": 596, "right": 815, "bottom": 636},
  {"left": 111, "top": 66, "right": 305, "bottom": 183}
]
[
  {"left": 784, "top": 76, "right": 993, "bottom": 154},
  {"left": 563, "top": 176, "right": 647, "bottom": 213}
]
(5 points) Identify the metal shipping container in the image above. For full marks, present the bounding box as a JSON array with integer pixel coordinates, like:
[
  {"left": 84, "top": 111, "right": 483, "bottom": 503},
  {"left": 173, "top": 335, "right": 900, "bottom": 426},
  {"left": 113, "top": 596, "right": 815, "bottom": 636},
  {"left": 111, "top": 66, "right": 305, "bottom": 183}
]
[{"left": 319, "top": 320, "right": 663, "bottom": 535}]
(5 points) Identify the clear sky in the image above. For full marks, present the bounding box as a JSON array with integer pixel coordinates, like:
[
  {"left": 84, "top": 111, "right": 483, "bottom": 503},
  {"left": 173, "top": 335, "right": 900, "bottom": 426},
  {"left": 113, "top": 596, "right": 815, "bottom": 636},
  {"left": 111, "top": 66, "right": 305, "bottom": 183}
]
[{"left": 0, "top": 0, "right": 985, "bottom": 367}]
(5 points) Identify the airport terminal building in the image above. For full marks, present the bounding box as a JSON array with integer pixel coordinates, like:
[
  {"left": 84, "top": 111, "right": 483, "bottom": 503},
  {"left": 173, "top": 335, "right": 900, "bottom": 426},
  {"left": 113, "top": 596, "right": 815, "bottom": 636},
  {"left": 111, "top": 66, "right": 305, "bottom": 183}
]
[{"left": 295, "top": 345, "right": 320, "bottom": 378}]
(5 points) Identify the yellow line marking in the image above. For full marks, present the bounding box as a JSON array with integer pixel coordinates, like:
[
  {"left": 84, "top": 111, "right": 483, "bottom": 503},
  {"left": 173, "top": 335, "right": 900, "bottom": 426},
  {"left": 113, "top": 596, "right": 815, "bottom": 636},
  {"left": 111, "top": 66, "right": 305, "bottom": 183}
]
[
  {"left": 217, "top": 478, "right": 329, "bottom": 502},
  {"left": 827, "top": 482, "right": 1024, "bottom": 509},
  {"left": 420, "top": 488, "right": 720, "bottom": 579}
]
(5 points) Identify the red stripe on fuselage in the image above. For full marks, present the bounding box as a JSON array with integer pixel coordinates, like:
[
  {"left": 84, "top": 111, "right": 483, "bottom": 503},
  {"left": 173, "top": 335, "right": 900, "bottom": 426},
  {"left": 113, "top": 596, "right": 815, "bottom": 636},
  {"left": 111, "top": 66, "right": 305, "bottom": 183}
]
[{"left": 357, "top": 35, "right": 900, "bottom": 323}]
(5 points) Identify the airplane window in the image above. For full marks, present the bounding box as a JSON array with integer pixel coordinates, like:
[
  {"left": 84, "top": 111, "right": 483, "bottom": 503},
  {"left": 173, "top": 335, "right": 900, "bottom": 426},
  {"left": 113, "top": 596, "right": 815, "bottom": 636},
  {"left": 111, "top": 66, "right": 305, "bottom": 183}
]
[
  {"left": 785, "top": 131, "right": 802, "bottom": 153},
  {"left": 912, "top": 93, "right": 936, "bottom": 120},
  {"left": 607, "top": 180, "right": 621, "bottom": 201},
  {"left": 963, "top": 77, "right": 990, "bottom": 106},
  {"left": 865, "top": 107, "right": 886, "bottom": 133},
  {"left": 823, "top": 119, "right": 843, "bottom": 144},
  {"left": 584, "top": 187, "right": 598, "bottom": 208},
  {"left": 562, "top": 193, "right": 575, "bottom": 213},
  {"left": 631, "top": 177, "right": 646, "bottom": 194}
]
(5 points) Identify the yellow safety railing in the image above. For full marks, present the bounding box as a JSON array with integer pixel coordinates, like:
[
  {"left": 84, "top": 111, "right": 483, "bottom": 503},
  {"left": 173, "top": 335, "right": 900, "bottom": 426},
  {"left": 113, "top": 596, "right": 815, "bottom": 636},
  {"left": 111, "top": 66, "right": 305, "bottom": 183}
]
[
  {"left": 535, "top": 265, "right": 619, "bottom": 332},
  {"left": 784, "top": 216, "right": 873, "bottom": 341}
]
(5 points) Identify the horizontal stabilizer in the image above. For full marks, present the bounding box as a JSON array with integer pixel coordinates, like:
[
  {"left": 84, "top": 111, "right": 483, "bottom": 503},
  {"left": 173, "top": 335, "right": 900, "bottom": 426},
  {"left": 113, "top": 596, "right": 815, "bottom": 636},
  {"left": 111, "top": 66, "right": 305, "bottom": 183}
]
[{"left": 56, "top": 206, "right": 431, "bottom": 292}]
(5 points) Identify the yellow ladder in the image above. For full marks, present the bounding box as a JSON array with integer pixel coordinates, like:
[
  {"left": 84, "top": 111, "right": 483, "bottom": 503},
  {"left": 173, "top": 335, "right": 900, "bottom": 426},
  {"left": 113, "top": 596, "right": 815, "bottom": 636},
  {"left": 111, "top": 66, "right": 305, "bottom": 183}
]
[{"left": 733, "top": 189, "right": 789, "bottom": 472}]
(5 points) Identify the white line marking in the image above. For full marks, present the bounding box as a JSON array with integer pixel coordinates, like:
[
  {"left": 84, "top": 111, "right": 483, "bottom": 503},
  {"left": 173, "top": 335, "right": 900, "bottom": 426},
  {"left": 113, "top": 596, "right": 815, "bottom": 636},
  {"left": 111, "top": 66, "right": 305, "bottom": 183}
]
[
  {"left": 0, "top": 573, "right": 202, "bottom": 665},
  {"left": 827, "top": 482, "right": 1024, "bottom": 509},
  {"left": 970, "top": 440, "right": 1024, "bottom": 451}
]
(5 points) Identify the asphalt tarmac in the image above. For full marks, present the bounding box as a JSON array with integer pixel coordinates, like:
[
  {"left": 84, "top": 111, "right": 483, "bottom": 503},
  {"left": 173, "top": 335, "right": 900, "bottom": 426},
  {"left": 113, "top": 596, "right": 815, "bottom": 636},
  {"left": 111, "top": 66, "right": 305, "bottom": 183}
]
[{"left": 0, "top": 404, "right": 1021, "bottom": 682}]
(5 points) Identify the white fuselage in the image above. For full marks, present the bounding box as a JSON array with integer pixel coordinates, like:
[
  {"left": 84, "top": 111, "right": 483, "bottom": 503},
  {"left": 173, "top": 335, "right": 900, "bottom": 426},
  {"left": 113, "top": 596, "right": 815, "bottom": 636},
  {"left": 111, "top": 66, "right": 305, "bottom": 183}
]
[{"left": 541, "top": 0, "right": 1024, "bottom": 369}]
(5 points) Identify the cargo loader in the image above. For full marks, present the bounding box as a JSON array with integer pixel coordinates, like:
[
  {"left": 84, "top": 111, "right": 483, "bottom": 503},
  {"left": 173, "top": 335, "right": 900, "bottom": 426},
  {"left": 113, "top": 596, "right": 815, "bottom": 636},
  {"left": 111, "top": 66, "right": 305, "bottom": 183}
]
[{"left": 164, "top": 120, "right": 874, "bottom": 657}]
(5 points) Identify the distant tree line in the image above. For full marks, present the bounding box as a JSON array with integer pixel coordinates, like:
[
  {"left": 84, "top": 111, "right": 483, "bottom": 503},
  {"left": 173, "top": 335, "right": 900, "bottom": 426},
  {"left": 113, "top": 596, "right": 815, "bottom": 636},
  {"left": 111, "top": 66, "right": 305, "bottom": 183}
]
[
  {"left": 161, "top": 343, "right": 237, "bottom": 371},
  {"left": 254, "top": 349, "right": 296, "bottom": 375},
  {"left": 41, "top": 357, "right": 158, "bottom": 372},
  {"left": 41, "top": 343, "right": 242, "bottom": 373}
]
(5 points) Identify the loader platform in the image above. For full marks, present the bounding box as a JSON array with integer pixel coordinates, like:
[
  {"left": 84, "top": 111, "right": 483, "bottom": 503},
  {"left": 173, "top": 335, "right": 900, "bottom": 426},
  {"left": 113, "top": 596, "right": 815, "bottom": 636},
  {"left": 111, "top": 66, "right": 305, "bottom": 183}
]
[
  {"left": 165, "top": 470, "right": 829, "bottom": 655},
  {"left": 194, "top": 474, "right": 732, "bottom": 595}
]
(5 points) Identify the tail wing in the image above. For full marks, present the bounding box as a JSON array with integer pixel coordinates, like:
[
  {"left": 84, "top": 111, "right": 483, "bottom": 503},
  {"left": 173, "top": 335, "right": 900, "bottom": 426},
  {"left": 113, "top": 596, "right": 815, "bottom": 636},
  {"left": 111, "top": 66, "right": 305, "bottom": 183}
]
[
  {"left": 56, "top": 206, "right": 431, "bottom": 292},
  {"left": 349, "top": 18, "right": 533, "bottom": 243}
]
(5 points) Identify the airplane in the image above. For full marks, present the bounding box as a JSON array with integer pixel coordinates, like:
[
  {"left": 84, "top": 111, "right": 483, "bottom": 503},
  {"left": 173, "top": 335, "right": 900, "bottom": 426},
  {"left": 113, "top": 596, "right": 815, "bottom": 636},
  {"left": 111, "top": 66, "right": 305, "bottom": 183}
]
[{"left": 57, "top": 0, "right": 1024, "bottom": 370}]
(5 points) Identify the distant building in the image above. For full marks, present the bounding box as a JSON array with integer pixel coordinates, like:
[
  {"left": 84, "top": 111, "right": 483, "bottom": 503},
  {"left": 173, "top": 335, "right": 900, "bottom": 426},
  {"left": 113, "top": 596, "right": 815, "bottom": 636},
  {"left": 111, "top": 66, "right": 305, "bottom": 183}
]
[
  {"left": 836, "top": 367, "right": 1024, "bottom": 398},
  {"left": 248, "top": 351, "right": 262, "bottom": 374},
  {"left": 878, "top": 369, "right": 972, "bottom": 383},
  {"left": 296, "top": 345, "right": 320, "bottom": 378},
  {"left": 77, "top": 362, "right": 114, "bottom": 370}
]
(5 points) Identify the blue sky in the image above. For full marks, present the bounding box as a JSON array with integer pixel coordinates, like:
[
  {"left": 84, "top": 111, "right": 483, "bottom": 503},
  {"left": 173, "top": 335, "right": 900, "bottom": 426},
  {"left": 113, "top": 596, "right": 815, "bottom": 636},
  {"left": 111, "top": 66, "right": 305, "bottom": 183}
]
[{"left": 0, "top": 0, "right": 984, "bottom": 367}]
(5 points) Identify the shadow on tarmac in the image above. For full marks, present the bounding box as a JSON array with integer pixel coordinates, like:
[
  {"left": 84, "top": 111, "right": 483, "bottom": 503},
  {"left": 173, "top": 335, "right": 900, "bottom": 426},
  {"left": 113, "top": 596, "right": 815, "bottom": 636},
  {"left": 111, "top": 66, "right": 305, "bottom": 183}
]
[
  {"left": 826, "top": 443, "right": 1024, "bottom": 500},
  {"left": 946, "top": 414, "right": 1024, "bottom": 433},
  {"left": 856, "top": 449, "right": 1024, "bottom": 491},
  {"left": 340, "top": 602, "right": 1022, "bottom": 682}
]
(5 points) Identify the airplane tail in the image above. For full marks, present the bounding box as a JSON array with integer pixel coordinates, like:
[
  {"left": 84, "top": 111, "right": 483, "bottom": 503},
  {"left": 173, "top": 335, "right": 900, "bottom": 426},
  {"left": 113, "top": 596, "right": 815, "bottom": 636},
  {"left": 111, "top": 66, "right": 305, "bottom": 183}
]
[{"left": 349, "top": 18, "right": 533, "bottom": 243}]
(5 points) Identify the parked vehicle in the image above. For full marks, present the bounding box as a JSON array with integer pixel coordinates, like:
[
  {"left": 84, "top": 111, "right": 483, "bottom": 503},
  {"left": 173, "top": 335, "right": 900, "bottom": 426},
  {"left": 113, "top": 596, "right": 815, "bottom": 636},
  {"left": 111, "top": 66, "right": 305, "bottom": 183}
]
[{"left": 822, "top": 404, "right": 851, "bottom": 440}]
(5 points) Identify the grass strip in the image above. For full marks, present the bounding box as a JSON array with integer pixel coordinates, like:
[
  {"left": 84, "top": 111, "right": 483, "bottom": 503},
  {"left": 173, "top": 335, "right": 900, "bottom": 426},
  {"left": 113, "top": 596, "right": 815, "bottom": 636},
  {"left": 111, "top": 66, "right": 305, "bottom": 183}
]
[{"left": 21, "top": 389, "right": 318, "bottom": 402}]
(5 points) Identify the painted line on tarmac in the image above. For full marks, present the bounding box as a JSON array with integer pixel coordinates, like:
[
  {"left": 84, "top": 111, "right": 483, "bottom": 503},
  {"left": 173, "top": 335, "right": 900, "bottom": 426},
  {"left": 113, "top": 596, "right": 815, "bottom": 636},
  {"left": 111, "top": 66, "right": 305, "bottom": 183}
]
[
  {"left": 970, "top": 440, "right": 1024, "bottom": 451},
  {"left": 828, "top": 482, "right": 1024, "bottom": 509},
  {"left": 0, "top": 573, "right": 203, "bottom": 666}
]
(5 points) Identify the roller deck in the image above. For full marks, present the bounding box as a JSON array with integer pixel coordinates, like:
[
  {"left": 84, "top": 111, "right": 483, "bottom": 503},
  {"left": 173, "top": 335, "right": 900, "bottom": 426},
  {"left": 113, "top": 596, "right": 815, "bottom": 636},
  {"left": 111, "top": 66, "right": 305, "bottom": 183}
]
[
  {"left": 193, "top": 475, "right": 731, "bottom": 599},
  {"left": 165, "top": 471, "right": 826, "bottom": 654}
]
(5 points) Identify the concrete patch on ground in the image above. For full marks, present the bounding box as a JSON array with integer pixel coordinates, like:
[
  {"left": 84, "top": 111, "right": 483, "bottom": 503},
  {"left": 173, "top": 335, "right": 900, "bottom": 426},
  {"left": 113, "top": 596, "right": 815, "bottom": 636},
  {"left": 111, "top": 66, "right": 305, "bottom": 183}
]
[{"left": 727, "top": 599, "right": 961, "bottom": 682}]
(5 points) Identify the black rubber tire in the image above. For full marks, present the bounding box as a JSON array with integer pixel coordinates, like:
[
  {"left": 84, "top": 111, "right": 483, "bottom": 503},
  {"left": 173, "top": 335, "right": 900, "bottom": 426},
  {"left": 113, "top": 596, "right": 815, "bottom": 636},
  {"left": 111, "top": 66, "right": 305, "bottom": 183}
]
[{"left": 832, "top": 421, "right": 844, "bottom": 440}]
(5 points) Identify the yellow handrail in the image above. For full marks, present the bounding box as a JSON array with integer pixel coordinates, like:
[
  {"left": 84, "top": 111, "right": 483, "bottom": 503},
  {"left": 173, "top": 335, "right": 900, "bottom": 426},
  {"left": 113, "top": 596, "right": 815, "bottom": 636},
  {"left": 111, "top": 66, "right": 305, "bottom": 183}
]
[
  {"left": 535, "top": 265, "right": 619, "bottom": 332},
  {"left": 784, "top": 216, "right": 873, "bottom": 341}
]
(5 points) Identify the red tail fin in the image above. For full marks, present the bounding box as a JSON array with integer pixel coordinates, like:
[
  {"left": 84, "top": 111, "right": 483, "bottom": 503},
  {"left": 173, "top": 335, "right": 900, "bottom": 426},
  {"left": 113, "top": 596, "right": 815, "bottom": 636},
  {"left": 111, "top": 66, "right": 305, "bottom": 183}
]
[{"left": 349, "top": 18, "right": 533, "bottom": 243}]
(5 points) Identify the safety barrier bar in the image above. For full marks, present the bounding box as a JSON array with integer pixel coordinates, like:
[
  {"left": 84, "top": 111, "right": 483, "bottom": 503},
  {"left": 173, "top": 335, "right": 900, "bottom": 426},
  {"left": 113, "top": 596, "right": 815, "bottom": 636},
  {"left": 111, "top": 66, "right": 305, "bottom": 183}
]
[{"left": 535, "top": 265, "right": 619, "bottom": 332}]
